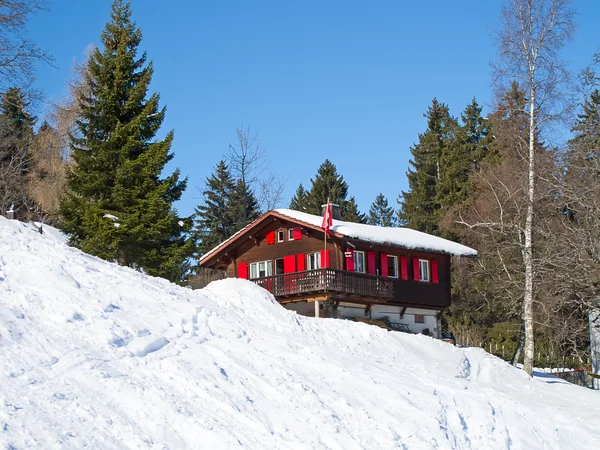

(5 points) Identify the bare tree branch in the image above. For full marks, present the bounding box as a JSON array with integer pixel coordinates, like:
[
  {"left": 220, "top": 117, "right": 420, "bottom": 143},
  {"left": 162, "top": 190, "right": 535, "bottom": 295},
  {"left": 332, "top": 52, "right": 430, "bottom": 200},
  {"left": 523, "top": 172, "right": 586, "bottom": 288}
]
[{"left": 0, "top": 0, "right": 53, "bottom": 95}]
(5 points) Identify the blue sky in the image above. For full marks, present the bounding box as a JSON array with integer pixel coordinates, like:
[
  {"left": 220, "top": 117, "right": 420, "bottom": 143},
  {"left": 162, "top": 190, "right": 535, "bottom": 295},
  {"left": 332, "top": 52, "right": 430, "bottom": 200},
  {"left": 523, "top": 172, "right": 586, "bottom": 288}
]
[{"left": 29, "top": 0, "right": 600, "bottom": 218}]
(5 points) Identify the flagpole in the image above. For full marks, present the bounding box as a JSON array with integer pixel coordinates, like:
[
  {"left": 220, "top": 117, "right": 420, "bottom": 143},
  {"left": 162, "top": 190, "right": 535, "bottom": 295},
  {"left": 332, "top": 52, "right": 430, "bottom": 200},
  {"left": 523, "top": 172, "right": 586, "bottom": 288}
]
[
  {"left": 324, "top": 198, "right": 329, "bottom": 261},
  {"left": 319, "top": 199, "right": 331, "bottom": 319}
]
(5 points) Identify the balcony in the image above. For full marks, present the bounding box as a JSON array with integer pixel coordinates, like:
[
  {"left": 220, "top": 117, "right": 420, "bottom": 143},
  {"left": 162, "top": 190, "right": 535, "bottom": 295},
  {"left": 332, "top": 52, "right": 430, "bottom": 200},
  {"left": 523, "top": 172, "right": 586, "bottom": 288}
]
[{"left": 250, "top": 269, "right": 394, "bottom": 301}]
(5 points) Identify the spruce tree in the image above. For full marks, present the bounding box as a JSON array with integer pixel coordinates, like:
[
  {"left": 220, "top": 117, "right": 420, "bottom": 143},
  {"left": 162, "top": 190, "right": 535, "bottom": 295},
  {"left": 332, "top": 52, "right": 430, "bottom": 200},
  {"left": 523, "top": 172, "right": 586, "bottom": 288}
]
[
  {"left": 60, "top": 0, "right": 192, "bottom": 281},
  {"left": 0, "top": 87, "right": 36, "bottom": 215},
  {"left": 399, "top": 98, "right": 457, "bottom": 234},
  {"left": 305, "top": 159, "right": 348, "bottom": 215},
  {"left": 0, "top": 87, "right": 36, "bottom": 169},
  {"left": 487, "top": 81, "right": 529, "bottom": 163},
  {"left": 229, "top": 179, "right": 260, "bottom": 232},
  {"left": 0, "top": 88, "right": 36, "bottom": 139},
  {"left": 569, "top": 88, "right": 600, "bottom": 161},
  {"left": 368, "top": 193, "right": 397, "bottom": 227},
  {"left": 344, "top": 196, "right": 367, "bottom": 223},
  {"left": 437, "top": 98, "right": 492, "bottom": 211},
  {"left": 304, "top": 159, "right": 364, "bottom": 222},
  {"left": 289, "top": 183, "right": 308, "bottom": 211},
  {"left": 194, "top": 161, "right": 236, "bottom": 257}
]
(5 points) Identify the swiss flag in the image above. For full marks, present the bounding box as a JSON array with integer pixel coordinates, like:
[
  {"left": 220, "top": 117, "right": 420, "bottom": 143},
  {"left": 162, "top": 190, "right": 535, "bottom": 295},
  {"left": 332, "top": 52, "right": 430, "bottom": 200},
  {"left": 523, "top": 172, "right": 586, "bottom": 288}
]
[{"left": 321, "top": 202, "right": 333, "bottom": 237}]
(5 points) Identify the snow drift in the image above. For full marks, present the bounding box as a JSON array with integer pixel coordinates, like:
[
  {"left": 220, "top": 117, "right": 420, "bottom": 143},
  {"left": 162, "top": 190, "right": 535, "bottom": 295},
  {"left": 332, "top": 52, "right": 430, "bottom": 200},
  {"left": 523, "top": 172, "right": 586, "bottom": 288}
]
[{"left": 1, "top": 217, "right": 599, "bottom": 449}]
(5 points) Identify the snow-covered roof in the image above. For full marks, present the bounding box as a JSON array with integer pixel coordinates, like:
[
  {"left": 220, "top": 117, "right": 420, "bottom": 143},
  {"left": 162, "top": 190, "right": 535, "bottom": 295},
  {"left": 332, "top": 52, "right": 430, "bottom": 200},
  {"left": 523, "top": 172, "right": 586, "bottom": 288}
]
[
  {"left": 200, "top": 209, "right": 477, "bottom": 263},
  {"left": 198, "top": 219, "right": 258, "bottom": 263},
  {"left": 274, "top": 209, "right": 477, "bottom": 257}
]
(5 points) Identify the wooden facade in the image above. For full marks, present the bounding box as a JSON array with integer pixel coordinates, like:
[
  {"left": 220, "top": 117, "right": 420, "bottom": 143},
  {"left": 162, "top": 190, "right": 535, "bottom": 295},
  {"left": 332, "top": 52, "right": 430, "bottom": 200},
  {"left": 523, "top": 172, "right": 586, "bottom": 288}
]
[{"left": 199, "top": 211, "right": 456, "bottom": 311}]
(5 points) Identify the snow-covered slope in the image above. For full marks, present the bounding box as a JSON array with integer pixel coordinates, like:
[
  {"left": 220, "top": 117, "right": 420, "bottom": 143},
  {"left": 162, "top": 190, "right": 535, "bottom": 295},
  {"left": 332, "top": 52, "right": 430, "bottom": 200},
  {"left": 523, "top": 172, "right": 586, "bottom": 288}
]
[{"left": 1, "top": 217, "right": 599, "bottom": 449}]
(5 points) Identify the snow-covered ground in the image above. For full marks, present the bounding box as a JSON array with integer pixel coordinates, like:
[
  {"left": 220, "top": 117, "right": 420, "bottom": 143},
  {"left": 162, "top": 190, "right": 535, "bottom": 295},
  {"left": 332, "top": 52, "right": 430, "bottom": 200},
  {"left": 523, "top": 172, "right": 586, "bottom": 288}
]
[{"left": 1, "top": 217, "right": 599, "bottom": 449}]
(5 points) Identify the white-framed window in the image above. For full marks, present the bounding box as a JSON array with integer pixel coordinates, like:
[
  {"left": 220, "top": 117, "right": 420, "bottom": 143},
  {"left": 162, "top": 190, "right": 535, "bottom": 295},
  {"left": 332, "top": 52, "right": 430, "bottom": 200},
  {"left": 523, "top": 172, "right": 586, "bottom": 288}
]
[
  {"left": 419, "top": 259, "right": 430, "bottom": 282},
  {"left": 288, "top": 229, "right": 295, "bottom": 241},
  {"left": 387, "top": 255, "right": 398, "bottom": 278},
  {"left": 414, "top": 314, "right": 426, "bottom": 324},
  {"left": 306, "top": 252, "right": 321, "bottom": 270},
  {"left": 277, "top": 229, "right": 285, "bottom": 243},
  {"left": 354, "top": 251, "right": 366, "bottom": 273},
  {"left": 250, "top": 260, "right": 273, "bottom": 279}
]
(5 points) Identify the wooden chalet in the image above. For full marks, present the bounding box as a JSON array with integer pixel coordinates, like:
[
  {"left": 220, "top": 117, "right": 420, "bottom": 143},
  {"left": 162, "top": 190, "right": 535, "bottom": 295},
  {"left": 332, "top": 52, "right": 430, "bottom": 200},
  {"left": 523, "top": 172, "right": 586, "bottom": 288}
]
[{"left": 197, "top": 206, "right": 477, "bottom": 337}]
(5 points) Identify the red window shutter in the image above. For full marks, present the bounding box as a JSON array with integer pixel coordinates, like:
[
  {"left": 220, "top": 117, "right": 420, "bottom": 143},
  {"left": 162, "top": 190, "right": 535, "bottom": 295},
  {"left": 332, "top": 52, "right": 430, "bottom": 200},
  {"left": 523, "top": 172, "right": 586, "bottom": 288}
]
[
  {"left": 400, "top": 256, "right": 408, "bottom": 280},
  {"left": 237, "top": 262, "right": 248, "bottom": 279},
  {"left": 266, "top": 231, "right": 275, "bottom": 245},
  {"left": 283, "top": 255, "right": 296, "bottom": 273},
  {"left": 380, "top": 253, "right": 388, "bottom": 277},
  {"left": 293, "top": 227, "right": 302, "bottom": 240},
  {"left": 345, "top": 249, "right": 355, "bottom": 271},
  {"left": 413, "top": 258, "right": 420, "bottom": 281},
  {"left": 297, "top": 253, "right": 306, "bottom": 271},
  {"left": 320, "top": 250, "right": 330, "bottom": 268},
  {"left": 367, "top": 251, "right": 376, "bottom": 275},
  {"left": 431, "top": 260, "right": 439, "bottom": 284}
]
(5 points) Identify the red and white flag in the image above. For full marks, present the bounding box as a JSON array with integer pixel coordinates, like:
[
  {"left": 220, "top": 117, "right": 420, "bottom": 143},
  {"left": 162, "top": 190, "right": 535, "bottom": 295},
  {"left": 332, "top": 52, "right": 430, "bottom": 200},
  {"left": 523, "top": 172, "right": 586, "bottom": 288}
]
[{"left": 321, "top": 201, "right": 333, "bottom": 237}]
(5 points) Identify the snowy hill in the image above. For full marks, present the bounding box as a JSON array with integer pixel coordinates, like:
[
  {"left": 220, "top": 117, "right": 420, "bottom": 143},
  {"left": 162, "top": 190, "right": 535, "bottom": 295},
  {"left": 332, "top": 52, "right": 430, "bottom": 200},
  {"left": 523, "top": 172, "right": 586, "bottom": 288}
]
[{"left": 1, "top": 217, "right": 599, "bottom": 449}]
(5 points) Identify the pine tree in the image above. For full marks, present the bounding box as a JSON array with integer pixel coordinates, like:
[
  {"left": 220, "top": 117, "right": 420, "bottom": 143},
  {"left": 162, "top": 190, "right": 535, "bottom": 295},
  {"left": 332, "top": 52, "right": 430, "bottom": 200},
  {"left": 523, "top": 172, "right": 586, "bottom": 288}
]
[
  {"left": 289, "top": 183, "right": 308, "bottom": 211},
  {"left": 194, "top": 161, "right": 236, "bottom": 256},
  {"left": 437, "top": 98, "right": 492, "bottom": 211},
  {"left": 60, "top": 0, "right": 192, "bottom": 281},
  {"left": 399, "top": 98, "right": 457, "bottom": 234},
  {"left": 368, "top": 193, "right": 397, "bottom": 227}
]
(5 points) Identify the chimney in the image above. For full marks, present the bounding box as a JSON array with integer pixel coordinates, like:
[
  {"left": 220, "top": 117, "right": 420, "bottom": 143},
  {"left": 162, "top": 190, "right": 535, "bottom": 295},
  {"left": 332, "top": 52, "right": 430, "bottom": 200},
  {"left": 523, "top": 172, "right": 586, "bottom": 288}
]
[{"left": 322, "top": 203, "right": 341, "bottom": 220}]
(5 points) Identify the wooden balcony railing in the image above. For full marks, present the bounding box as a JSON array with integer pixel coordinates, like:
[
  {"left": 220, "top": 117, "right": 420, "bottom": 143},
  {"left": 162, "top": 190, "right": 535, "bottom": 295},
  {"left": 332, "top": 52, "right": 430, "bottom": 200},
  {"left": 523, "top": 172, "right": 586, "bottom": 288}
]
[{"left": 251, "top": 269, "right": 394, "bottom": 300}]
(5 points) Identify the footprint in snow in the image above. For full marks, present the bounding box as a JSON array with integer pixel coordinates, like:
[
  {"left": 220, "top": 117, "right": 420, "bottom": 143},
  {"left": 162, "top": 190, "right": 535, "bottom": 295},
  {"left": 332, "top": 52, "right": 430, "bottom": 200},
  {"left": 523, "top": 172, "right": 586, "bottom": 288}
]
[
  {"left": 109, "top": 335, "right": 132, "bottom": 348},
  {"left": 456, "top": 354, "right": 472, "bottom": 379},
  {"left": 104, "top": 304, "right": 120, "bottom": 313},
  {"left": 70, "top": 312, "right": 85, "bottom": 322},
  {"left": 137, "top": 337, "right": 170, "bottom": 357}
]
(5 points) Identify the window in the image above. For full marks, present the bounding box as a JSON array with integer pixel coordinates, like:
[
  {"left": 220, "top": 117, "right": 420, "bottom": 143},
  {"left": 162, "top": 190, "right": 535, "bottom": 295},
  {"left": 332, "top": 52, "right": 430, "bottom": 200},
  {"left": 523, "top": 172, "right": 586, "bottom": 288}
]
[
  {"left": 250, "top": 260, "right": 273, "bottom": 279},
  {"left": 275, "top": 258, "right": 284, "bottom": 275},
  {"left": 419, "top": 259, "right": 430, "bottom": 282},
  {"left": 288, "top": 229, "right": 295, "bottom": 241},
  {"left": 414, "top": 314, "right": 425, "bottom": 324},
  {"left": 277, "top": 229, "right": 285, "bottom": 243},
  {"left": 387, "top": 255, "right": 398, "bottom": 278},
  {"left": 306, "top": 252, "right": 321, "bottom": 270},
  {"left": 354, "top": 251, "right": 366, "bottom": 273}
]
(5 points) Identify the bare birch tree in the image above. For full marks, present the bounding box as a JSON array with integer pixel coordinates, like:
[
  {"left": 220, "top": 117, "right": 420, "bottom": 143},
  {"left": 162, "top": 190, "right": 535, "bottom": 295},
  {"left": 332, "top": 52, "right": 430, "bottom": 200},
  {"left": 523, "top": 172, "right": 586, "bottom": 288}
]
[
  {"left": 227, "top": 124, "right": 287, "bottom": 211},
  {"left": 26, "top": 52, "right": 89, "bottom": 224},
  {"left": 258, "top": 172, "right": 288, "bottom": 211},
  {"left": 227, "top": 125, "right": 266, "bottom": 188},
  {"left": 27, "top": 122, "right": 67, "bottom": 224},
  {"left": 0, "top": 0, "right": 52, "bottom": 94},
  {"left": 459, "top": 0, "right": 575, "bottom": 375}
]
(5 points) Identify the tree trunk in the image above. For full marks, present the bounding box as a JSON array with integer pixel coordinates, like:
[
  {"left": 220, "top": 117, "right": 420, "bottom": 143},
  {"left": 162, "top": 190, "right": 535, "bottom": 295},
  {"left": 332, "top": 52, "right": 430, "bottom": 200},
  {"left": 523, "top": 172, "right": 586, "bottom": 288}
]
[
  {"left": 522, "top": 83, "right": 536, "bottom": 376},
  {"left": 511, "top": 319, "right": 526, "bottom": 366}
]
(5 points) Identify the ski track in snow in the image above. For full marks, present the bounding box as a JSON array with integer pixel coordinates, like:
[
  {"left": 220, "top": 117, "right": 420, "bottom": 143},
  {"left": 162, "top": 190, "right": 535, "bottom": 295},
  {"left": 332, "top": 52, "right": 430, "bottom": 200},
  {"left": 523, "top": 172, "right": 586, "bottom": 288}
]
[{"left": 0, "top": 217, "right": 599, "bottom": 449}]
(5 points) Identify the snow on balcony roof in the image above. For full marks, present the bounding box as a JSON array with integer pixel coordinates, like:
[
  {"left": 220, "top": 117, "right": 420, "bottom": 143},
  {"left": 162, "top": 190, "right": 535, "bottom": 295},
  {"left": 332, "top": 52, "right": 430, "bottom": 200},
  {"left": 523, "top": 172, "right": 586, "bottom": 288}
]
[{"left": 275, "top": 209, "right": 478, "bottom": 257}]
